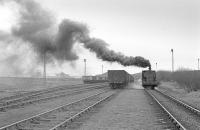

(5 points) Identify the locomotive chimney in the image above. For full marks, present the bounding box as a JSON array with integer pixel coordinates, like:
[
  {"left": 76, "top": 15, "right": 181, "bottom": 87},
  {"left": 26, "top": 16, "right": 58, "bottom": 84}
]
[{"left": 149, "top": 65, "right": 151, "bottom": 70}]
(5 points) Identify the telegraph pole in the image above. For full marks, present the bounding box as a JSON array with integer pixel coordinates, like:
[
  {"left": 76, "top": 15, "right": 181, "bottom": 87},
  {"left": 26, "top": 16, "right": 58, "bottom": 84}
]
[
  {"left": 198, "top": 58, "right": 199, "bottom": 70},
  {"left": 43, "top": 52, "right": 46, "bottom": 85},
  {"left": 171, "top": 49, "right": 174, "bottom": 72},
  {"left": 84, "top": 59, "right": 86, "bottom": 76},
  {"left": 102, "top": 65, "right": 103, "bottom": 74},
  {"left": 156, "top": 62, "right": 157, "bottom": 71}
]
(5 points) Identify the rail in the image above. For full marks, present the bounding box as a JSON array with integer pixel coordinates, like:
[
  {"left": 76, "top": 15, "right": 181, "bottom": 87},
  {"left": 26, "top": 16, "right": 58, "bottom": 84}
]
[
  {"left": 0, "top": 90, "right": 111, "bottom": 130},
  {"left": 144, "top": 89, "right": 186, "bottom": 130}
]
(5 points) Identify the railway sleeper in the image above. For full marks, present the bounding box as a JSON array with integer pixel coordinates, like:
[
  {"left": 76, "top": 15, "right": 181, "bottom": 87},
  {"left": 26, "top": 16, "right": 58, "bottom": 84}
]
[
  {"left": 50, "top": 93, "right": 115, "bottom": 130},
  {"left": 157, "top": 90, "right": 200, "bottom": 117}
]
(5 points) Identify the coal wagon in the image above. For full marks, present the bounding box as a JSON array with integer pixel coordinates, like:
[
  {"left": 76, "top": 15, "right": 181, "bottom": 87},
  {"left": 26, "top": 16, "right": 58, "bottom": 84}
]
[
  {"left": 82, "top": 76, "right": 107, "bottom": 84},
  {"left": 108, "top": 70, "right": 134, "bottom": 89}
]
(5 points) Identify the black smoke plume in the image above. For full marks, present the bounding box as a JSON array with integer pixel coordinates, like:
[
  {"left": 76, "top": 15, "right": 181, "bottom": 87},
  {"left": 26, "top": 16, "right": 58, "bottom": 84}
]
[
  {"left": 0, "top": 0, "right": 151, "bottom": 68},
  {"left": 82, "top": 38, "right": 150, "bottom": 67}
]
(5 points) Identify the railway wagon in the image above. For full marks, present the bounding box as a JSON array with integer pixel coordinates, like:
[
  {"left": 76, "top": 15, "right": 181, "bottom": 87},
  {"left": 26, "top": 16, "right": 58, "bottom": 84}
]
[
  {"left": 108, "top": 70, "right": 134, "bottom": 89},
  {"left": 82, "top": 76, "right": 107, "bottom": 84},
  {"left": 142, "top": 70, "right": 158, "bottom": 89}
]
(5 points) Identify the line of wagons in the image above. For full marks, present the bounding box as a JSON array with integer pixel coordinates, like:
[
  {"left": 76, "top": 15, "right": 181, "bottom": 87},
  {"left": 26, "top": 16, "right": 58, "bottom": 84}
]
[{"left": 82, "top": 69, "right": 158, "bottom": 89}]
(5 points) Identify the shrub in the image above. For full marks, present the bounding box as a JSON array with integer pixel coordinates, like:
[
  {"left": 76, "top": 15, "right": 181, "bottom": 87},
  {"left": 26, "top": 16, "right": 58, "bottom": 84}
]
[{"left": 157, "top": 70, "right": 200, "bottom": 92}]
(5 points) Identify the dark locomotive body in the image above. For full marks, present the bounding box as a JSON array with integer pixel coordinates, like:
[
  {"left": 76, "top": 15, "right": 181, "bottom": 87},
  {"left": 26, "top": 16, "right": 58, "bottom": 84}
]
[
  {"left": 108, "top": 70, "right": 134, "bottom": 89},
  {"left": 142, "top": 70, "right": 158, "bottom": 89}
]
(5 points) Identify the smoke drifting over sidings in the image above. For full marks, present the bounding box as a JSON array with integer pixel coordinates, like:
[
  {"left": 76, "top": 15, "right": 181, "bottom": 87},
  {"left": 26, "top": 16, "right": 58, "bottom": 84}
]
[
  {"left": 82, "top": 38, "right": 150, "bottom": 67},
  {"left": 0, "top": 0, "right": 151, "bottom": 68}
]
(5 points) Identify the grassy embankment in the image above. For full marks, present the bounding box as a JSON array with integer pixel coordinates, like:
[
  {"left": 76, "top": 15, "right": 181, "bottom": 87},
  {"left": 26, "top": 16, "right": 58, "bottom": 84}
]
[
  {"left": 157, "top": 70, "right": 200, "bottom": 92},
  {"left": 0, "top": 77, "right": 82, "bottom": 92}
]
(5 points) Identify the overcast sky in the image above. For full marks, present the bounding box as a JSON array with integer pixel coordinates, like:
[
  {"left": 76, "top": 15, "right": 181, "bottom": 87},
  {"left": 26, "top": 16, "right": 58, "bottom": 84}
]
[{"left": 0, "top": 0, "right": 200, "bottom": 76}]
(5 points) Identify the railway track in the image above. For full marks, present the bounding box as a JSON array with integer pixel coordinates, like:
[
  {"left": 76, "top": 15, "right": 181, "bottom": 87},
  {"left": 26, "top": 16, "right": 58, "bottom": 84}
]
[
  {"left": 0, "top": 90, "right": 116, "bottom": 130},
  {"left": 145, "top": 89, "right": 200, "bottom": 130},
  {"left": 0, "top": 83, "right": 108, "bottom": 111},
  {"left": 0, "top": 84, "right": 83, "bottom": 102},
  {"left": 0, "top": 83, "right": 106, "bottom": 103}
]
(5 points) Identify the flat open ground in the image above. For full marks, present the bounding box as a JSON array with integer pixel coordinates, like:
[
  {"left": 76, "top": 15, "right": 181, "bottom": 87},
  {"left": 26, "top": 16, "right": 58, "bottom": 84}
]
[{"left": 0, "top": 77, "right": 83, "bottom": 98}]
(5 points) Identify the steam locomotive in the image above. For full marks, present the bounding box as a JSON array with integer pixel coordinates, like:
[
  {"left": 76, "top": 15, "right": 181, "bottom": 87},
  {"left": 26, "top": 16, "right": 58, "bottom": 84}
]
[{"left": 142, "top": 68, "right": 158, "bottom": 89}]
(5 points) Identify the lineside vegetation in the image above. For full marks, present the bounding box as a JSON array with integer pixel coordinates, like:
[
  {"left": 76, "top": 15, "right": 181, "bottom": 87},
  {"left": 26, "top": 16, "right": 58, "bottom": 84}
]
[{"left": 157, "top": 69, "right": 200, "bottom": 92}]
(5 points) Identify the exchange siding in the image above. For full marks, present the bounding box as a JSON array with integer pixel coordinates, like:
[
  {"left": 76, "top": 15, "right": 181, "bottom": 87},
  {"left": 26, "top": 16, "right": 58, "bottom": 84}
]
[{"left": 65, "top": 89, "right": 176, "bottom": 130}]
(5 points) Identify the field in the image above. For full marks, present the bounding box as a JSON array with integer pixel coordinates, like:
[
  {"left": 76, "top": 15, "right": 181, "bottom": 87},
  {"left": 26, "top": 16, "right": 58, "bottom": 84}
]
[
  {"left": 157, "top": 70, "right": 200, "bottom": 92},
  {"left": 0, "top": 77, "right": 83, "bottom": 98}
]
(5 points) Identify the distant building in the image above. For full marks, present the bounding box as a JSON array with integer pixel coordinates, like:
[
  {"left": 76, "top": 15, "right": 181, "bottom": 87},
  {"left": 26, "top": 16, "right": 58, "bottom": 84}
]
[{"left": 56, "top": 72, "right": 70, "bottom": 78}]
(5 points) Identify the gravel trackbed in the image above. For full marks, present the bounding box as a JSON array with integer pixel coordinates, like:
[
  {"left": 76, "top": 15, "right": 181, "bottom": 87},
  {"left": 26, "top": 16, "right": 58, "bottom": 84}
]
[{"left": 65, "top": 88, "right": 176, "bottom": 130}]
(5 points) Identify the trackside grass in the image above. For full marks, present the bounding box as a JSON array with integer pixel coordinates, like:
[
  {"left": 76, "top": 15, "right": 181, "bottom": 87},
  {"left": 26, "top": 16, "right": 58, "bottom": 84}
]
[{"left": 157, "top": 70, "right": 200, "bottom": 92}]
